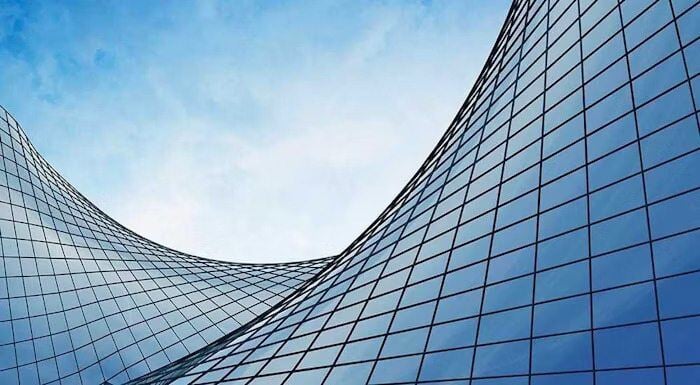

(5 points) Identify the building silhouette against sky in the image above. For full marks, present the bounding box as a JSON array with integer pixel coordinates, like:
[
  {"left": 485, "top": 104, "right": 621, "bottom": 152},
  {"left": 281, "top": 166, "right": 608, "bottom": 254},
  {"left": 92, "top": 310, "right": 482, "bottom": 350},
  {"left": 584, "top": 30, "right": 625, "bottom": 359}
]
[{"left": 1, "top": 0, "right": 700, "bottom": 384}]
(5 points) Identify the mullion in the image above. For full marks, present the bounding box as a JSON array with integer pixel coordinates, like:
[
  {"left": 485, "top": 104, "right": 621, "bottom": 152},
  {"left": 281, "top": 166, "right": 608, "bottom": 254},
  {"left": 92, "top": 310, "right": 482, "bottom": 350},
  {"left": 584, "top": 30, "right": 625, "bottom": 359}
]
[
  {"left": 415, "top": 2, "right": 534, "bottom": 377},
  {"left": 467, "top": 2, "right": 528, "bottom": 382},
  {"left": 616, "top": 1, "right": 670, "bottom": 383}
]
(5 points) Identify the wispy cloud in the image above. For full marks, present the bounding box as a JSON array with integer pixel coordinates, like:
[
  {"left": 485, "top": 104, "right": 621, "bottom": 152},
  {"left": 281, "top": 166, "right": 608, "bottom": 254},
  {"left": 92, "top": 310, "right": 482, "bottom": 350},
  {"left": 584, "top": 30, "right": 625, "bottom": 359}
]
[{"left": 0, "top": 0, "right": 509, "bottom": 262}]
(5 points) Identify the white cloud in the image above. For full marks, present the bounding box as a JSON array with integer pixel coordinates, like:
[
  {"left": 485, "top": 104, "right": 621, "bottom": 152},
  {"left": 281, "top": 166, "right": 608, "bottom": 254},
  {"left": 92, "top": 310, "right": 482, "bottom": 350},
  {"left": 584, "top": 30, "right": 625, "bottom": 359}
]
[{"left": 0, "top": 1, "right": 509, "bottom": 262}]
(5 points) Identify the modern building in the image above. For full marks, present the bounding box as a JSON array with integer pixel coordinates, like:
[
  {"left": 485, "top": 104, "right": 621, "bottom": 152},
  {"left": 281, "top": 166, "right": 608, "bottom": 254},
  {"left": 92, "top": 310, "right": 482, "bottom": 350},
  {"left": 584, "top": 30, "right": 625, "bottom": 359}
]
[
  {"left": 0, "top": 107, "right": 332, "bottom": 385},
  {"left": 2, "top": 0, "right": 699, "bottom": 384}
]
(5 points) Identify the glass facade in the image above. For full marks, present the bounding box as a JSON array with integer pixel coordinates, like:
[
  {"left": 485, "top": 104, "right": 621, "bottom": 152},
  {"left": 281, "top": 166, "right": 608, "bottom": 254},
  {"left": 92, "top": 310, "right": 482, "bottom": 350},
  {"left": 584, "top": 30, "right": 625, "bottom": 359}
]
[
  {"left": 2, "top": 0, "right": 700, "bottom": 384},
  {"left": 0, "top": 108, "right": 332, "bottom": 384}
]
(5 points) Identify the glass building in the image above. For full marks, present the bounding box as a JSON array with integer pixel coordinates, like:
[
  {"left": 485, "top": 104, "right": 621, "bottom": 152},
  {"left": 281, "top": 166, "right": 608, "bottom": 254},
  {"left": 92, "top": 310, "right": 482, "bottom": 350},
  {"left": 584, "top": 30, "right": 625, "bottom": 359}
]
[
  {"left": 0, "top": 106, "right": 332, "bottom": 384},
  {"left": 2, "top": 0, "right": 700, "bottom": 384}
]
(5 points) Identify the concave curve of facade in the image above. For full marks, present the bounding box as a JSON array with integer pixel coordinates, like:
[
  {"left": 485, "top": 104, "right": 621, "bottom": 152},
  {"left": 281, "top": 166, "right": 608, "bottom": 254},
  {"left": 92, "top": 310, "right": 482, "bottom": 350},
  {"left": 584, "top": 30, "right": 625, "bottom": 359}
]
[
  {"left": 0, "top": 105, "right": 334, "bottom": 385},
  {"left": 4, "top": 0, "right": 700, "bottom": 384}
]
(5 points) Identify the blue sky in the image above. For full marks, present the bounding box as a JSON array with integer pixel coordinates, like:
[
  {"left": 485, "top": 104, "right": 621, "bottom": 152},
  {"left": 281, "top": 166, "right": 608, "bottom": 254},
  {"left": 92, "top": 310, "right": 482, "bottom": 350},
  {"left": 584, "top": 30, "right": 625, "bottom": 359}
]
[{"left": 0, "top": 0, "right": 509, "bottom": 263}]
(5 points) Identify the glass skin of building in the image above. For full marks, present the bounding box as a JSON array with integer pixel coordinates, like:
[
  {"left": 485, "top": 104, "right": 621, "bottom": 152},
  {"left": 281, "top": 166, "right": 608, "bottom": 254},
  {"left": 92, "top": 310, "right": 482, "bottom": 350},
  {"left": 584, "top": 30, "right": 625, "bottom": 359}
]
[
  {"left": 3, "top": 0, "right": 700, "bottom": 384},
  {"left": 127, "top": 0, "right": 700, "bottom": 384},
  {"left": 0, "top": 109, "right": 333, "bottom": 384}
]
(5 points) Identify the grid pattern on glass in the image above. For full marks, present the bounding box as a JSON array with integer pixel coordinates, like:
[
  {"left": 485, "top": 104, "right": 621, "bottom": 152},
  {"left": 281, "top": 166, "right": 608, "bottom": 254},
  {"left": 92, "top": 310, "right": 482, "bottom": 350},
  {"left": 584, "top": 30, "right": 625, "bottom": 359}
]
[
  {"left": 125, "top": 0, "right": 700, "bottom": 384},
  {"left": 0, "top": 107, "right": 333, "bottom": 385}
]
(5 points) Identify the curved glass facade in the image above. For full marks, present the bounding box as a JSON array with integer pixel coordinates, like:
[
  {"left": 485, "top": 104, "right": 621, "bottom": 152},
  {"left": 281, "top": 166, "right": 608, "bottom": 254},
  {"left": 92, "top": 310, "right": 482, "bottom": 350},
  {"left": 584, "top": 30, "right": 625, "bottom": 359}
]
[
  {"left": 2, "top": 0, "right": 700, "bottom": 384},
  {"left": 0, "top": 107, "right": 332, "bottom": 384}
]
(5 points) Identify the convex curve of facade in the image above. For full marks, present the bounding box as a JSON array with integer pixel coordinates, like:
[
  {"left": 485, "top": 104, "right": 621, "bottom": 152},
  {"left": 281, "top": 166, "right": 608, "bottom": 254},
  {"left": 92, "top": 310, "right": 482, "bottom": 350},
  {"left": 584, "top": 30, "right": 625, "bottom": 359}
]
[{"left": 0, "top": 107, "right": 333, "bottom": 385}]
